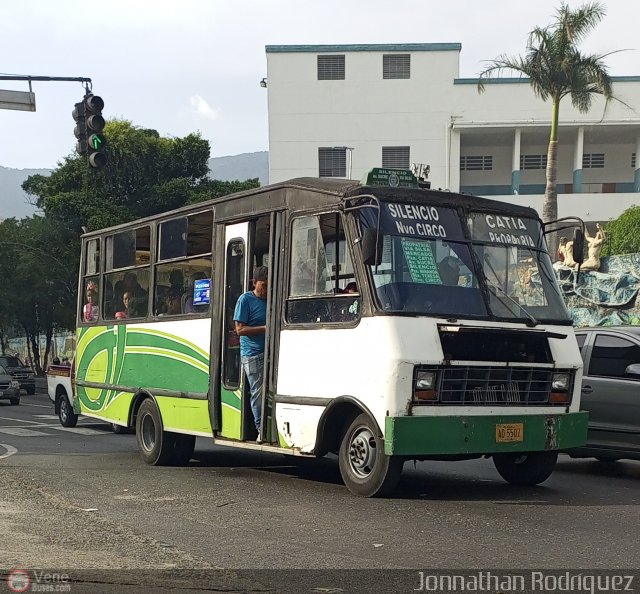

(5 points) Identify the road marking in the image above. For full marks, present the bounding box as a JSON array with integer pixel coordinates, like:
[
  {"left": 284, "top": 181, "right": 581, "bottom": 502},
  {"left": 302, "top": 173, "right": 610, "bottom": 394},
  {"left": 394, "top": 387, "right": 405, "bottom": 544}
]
[
  {"left": 50, "top": 426, "right": 108, "bottom": 436},
  {"left": 32, "top": 415, "right": 59, "bottom": 419},
  {"left": 20, "top": 403, "right": 53, "bottom": 409},
  {"left": 0, "top": 444, "right": 18, "bottom": 460},
  {"left": 0, "top": 427, "right": 50, "bottom": 436},
  {"left": 0, "top": 415, "right": 50, "bottom": 425}
]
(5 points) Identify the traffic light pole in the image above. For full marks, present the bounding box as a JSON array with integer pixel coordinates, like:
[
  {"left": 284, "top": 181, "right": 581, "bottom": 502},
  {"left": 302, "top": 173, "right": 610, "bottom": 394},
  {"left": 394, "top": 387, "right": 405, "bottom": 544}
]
[{"left": 0, "top": 75, "right": 91, "bottom": 84}]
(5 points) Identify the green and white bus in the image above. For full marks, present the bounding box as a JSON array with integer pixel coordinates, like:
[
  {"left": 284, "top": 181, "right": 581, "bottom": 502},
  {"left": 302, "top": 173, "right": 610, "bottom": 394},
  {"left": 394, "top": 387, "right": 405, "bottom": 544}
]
[{"left": 72, "top": 171, "right": 588, "bottom": 496}]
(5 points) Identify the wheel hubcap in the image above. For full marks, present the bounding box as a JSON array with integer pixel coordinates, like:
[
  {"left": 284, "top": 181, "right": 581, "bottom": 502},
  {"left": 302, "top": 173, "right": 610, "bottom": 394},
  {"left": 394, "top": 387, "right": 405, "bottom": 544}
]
[
  {"left": 60, "top": 401, "right": 68, "bottom": 421},
  {"left": 348, "top": 426, "right": 377, "bottom": 478},
  {"left": 141, "top": 413, "right": 156, "bottom": 452}
]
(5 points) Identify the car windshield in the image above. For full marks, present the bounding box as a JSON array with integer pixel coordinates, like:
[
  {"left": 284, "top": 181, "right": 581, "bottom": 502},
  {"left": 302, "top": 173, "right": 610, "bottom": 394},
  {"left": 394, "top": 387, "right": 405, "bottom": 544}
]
[
  {"left": 0, "top": 365, "right": 7, "bottom": 375},
  {"left": 0, "top": 356, "right": 21, "bottom": 368},
  {"left": 357, "top": 202, "right": 571, "bottom": 323}
]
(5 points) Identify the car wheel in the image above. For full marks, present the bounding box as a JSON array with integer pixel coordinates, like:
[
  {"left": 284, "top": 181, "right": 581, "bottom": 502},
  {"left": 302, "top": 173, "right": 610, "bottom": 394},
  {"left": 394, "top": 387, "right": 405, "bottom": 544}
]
[
  {"left": 493, "top": 451, "right": 558, "bottom": 486},
  {"left": 9, "top": 397, "right": 20, "bottom": 406},
  {"left": 58, "top": 394, "right": 78, "bottom": 427},
  {"left": 338, "top": 413, "right": 403, "bottom": 497},
  {"left": 26, "top": 386, "right": 36, "bottom": 395}
]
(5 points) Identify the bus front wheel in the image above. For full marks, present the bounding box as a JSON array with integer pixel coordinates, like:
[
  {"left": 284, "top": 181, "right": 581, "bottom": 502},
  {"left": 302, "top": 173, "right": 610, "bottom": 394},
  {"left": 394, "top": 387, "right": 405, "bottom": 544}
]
[
  {"left": 338, "top": 413, "right": 403, "bottom": 497},
  {"left": 493, "top": 451, "right": 558, "bottom": 486}
]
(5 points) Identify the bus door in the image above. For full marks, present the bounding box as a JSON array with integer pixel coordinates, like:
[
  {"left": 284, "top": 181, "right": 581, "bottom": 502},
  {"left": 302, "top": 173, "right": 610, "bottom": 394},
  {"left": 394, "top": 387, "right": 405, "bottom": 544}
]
[
  {"left": 216, "top": 214, "right": 281, "bottom": 442},
  {"left": 216, "top": 222, "right": 249, "bottom": 440}
]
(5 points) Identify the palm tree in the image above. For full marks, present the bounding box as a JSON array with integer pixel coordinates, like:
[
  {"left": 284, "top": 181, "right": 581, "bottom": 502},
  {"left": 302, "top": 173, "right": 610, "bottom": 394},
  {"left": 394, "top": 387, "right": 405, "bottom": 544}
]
[{"left": 477, "top": 2, "right": 616, "bottom": 255}]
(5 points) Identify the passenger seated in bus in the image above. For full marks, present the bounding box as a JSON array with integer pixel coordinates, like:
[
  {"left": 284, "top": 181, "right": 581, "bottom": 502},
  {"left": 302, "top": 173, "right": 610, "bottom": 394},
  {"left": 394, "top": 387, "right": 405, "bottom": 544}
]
[
  {"left": 115, "top": 291, "right": 133, "bottom": 320},
  {"left": 115, "top": 271, "right": 147, "bottom": 309},
  {"left": 160, "top": 289, "right": 182, "bottom": 316},
  {"left": 83, "top": 282, "right": 99, "bottom": 322},
  {"left": 343, "top": 281, "right": 358, "bottom": 294},
  {"left": 437, "top": 256, "right": 461, "bottom": 286}
]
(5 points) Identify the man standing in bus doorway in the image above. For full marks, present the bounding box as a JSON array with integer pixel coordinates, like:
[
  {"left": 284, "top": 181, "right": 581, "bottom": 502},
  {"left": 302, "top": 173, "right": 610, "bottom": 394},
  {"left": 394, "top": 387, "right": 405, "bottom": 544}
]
[{"left": 233, "top": 266, "right": 268, "bottom": 442}]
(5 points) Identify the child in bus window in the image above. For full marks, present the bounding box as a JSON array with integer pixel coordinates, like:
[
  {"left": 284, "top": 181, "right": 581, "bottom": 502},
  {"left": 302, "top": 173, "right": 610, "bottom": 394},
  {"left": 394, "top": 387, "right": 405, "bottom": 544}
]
[{"left": 83, "top": 282, "right": 99, "bottom": 322}]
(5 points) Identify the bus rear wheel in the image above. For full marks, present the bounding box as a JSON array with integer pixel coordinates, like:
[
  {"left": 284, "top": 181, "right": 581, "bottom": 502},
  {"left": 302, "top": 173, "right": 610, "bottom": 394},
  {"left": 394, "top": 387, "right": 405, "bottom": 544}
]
[
  {"left": 136, "top": 398, "right": 195, "bottom": 466},
  {"left": 338, "top": 413, "right": 403, "bottom": 497},
  {"left": 493, "top": 451, "right": 558, "bottom": 486}
]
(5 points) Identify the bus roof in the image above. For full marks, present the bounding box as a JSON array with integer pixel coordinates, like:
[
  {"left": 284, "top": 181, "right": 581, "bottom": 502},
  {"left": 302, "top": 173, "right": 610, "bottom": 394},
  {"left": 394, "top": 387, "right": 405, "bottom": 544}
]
[{"left": 81, "top": 176, "right": 540, "bottom": 238}]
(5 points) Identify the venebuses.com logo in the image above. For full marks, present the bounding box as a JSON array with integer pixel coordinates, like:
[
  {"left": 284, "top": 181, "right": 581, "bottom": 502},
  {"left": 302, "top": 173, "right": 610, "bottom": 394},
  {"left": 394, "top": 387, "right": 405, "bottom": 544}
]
[
  {"left": 5, "top": 569, "right": 70, "bottom": 592},
  {"left": 6, "top": 570, "right": 30, "bottom": 593}
]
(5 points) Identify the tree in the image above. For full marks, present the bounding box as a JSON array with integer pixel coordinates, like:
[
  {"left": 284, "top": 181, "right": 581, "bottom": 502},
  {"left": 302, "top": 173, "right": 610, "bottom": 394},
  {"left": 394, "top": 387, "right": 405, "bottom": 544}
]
[
  {"left": 477, "top": 2, "right": 618, "bottom": 255},
  {"left": 604, "top": 206, "right": 640, "bottom": 255},
  {"left": 0, "top": 216, "right": 76, "bottom": 372}
]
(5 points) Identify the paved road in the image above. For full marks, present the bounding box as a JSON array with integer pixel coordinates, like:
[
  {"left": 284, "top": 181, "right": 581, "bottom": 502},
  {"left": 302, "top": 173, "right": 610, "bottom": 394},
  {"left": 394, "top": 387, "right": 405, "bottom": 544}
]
[{"left": 1, "top": 388, "right": 639, "bottom": 592}]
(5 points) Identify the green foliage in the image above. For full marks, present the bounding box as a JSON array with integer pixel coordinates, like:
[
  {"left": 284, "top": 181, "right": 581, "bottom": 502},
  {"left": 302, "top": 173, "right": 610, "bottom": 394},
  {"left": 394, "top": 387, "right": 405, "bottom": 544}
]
[
  {"left": 0, "top": 216, "right": 77, "bottom": 370},
  {"left": 604, "top": 206, "right": 640, "bottom": 255}
]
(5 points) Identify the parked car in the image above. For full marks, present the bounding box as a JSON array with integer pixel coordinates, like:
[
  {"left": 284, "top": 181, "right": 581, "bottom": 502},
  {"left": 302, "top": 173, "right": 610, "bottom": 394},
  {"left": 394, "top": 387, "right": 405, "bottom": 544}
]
[
  {"left": 0, "top": 355, "right": 36, "bottom": 395},
  {"left": 566, "top": 326, "right": 640, "bottom": 461},
  {"left": 0, "top": 364, "right": 21, "bottom": 405}
]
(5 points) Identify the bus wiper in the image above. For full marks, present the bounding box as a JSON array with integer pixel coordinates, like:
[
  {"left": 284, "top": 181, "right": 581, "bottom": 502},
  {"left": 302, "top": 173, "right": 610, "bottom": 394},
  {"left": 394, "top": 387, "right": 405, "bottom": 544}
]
[
  {"left": 481, "top": 253, "right": 538, "bottom": 327},
  {"left": 485, "top": 278, "right": 539, "bottom": 327}
]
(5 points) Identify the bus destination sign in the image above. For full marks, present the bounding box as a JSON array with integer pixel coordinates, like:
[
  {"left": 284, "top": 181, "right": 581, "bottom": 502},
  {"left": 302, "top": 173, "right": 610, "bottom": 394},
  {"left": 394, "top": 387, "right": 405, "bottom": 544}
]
[
  {"left": 363, "top": 168, "right": 419, "bottom": 189},
  {"left": 381, "top": 203, "right": 465, "bottom": 241},
  {"left": 469, "top": 212, "right": 542, "bottom": 248}
]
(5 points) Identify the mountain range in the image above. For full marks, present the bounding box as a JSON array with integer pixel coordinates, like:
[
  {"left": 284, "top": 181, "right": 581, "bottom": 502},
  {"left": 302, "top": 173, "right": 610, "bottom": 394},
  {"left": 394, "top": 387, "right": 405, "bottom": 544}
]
[{"left": 0, "top": 151, "right": 269, "bottom": 220}]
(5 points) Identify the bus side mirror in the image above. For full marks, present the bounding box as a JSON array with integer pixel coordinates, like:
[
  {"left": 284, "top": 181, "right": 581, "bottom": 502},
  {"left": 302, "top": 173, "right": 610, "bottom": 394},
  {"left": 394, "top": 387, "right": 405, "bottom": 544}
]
[
  {"left": 362, "top": 228, "right": 383, "bottom": 266},
  {"left": 572, "top": 228, "right": 585, "bottom": 264}
]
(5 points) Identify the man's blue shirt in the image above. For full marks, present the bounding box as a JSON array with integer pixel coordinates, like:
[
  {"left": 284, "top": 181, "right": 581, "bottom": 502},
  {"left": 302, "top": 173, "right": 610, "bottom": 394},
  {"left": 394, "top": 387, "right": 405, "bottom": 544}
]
[{"left": 233, "top": 291, "right": 267, "bottom": 357}]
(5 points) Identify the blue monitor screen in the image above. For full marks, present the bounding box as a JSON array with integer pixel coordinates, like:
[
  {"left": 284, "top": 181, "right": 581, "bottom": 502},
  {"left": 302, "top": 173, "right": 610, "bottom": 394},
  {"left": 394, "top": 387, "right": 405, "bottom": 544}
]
[{"left": 193, "top": 278, "right": 211, "bottom": 305}]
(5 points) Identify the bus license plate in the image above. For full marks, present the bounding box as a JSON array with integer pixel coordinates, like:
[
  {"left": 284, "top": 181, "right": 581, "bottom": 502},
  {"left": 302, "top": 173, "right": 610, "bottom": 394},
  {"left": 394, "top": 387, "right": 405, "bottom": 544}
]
[{"left": 496, "top": 423, "right": 524, "bottom": 443}]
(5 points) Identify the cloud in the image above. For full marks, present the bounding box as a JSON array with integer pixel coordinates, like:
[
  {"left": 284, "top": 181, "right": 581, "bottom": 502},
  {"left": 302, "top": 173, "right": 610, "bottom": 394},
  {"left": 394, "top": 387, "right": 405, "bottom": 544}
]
[{"left": 189, "top": 95, "right": 219, "bottom": 120}]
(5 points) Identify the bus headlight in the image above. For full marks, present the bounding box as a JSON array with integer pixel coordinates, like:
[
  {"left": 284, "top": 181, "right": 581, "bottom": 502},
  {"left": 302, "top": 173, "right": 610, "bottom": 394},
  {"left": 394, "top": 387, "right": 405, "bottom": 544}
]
[
  {"left": 552, "top": 373, "right": 570, "bottom": 391},
  {"left": 550, "top": 372, "right": 571, "bottom": 404},
  {"left": 414, "top": 370, "right": 438, "bottom": 402}
]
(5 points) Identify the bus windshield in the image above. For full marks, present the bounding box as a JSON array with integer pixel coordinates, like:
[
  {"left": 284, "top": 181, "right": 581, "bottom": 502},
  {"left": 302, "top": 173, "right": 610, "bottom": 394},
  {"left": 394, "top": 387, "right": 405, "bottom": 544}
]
[{"left": 358, "top": 202, "right": 570, "bottom": 322}]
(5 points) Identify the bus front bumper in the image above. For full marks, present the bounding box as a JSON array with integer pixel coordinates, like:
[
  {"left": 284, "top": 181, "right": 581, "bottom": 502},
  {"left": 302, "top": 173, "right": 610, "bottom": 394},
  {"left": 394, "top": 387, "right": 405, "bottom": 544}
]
[{"left": 384, "top": 412, "right": 588, "bottom": 456}]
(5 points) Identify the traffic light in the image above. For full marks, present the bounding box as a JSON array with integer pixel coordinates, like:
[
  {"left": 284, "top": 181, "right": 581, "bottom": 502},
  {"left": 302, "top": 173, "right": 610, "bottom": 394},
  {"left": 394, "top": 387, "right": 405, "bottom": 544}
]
[
  {"left": 72, "top": 101, "right": 87, "bottom": 156},
  {"left": 72, "top": 94, "right": 107, "bottom": 168},
  {"left": 85, "top": 94, "right": 107, "bottom": 168}
]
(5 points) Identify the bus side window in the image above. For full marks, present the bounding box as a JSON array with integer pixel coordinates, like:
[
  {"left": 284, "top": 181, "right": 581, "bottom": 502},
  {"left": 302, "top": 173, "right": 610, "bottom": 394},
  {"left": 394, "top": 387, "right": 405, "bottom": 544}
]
[{"left": 286, "top": 213, "right": 359, "bottom": 325}]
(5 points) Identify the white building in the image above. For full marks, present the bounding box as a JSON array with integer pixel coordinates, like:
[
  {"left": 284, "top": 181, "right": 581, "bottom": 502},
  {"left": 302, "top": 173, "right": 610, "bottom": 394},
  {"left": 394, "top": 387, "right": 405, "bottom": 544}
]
[{"left": 265, "top": 43, "right": 640, "bottom": 223}]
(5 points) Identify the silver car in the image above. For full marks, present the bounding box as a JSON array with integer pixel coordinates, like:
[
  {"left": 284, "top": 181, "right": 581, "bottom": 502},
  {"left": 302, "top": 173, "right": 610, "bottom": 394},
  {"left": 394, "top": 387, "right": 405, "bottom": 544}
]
[
  {"left": 567, "top": 327, "right": 640, "bottom": 461},
  {"left": 0, "top": 364, "right": 21, "bottom": 405}
]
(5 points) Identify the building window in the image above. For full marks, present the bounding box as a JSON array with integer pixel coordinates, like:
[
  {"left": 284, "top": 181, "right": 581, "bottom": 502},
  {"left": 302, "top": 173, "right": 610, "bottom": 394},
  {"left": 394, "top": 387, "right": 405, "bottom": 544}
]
[
  {"left": 317, "top": 55, "right": 345, "bottom": 80},
  {"left": 383, "top": 54, "right": 410, "bottom": 79},
  {"left": 632, "top": 153, "right": 636, "bottom": 168},
  {"left": 520, "top": 154, "right": 547, "bottom": 170},
  {"left": 319, "top": 147, "right": 346, "bottom": 177},
  {"left": 460, "top": 155, "right": 493, "bottom": 171},
  {"left": 583, "top": 153, "right": 605, "bottom": 168},
  {"left": 382, "top": 146, "right": 410, "bottom": 169}
]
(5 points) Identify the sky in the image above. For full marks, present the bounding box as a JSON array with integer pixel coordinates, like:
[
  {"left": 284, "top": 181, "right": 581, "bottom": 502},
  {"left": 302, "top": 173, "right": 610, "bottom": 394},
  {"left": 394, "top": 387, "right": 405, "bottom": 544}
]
[{"left": 1, "top": 0, "right": 638, "bottom": 170}]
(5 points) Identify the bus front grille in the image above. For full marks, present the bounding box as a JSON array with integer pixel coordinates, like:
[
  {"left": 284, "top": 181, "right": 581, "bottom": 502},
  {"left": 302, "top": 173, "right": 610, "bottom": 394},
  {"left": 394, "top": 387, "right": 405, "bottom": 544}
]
[{"left": 437, "top": 366, "right": 569, "bottom": 406}]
